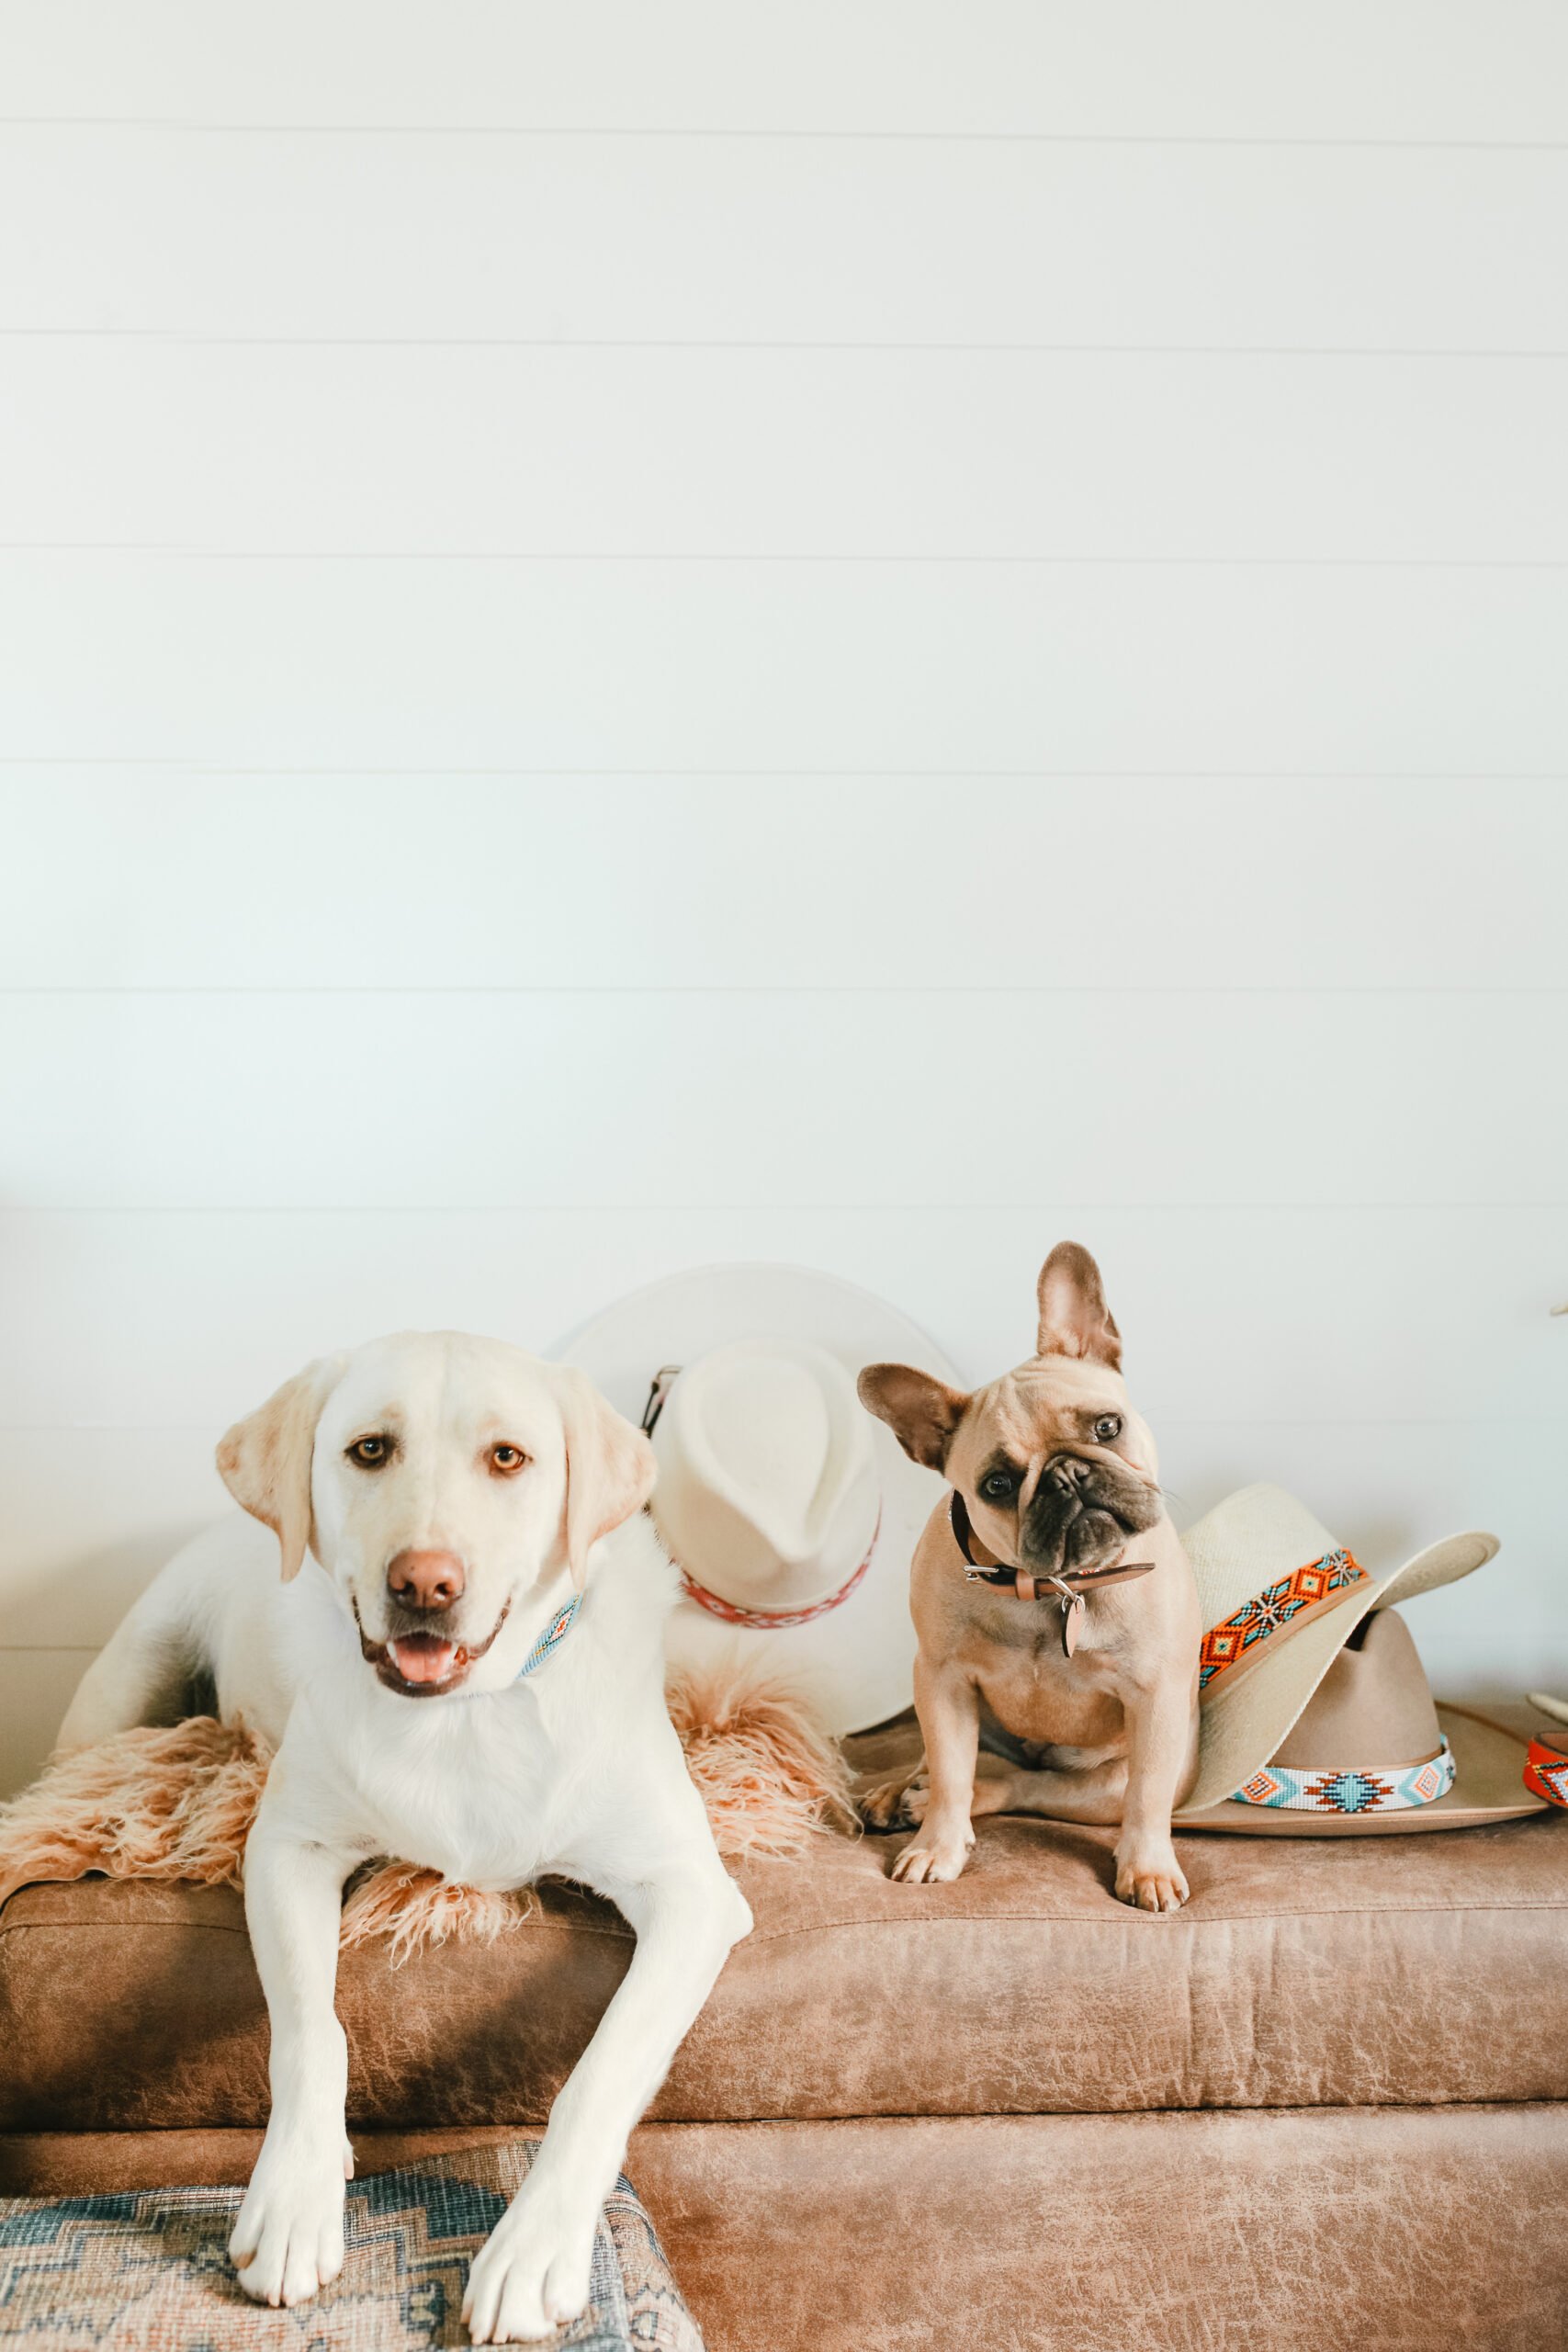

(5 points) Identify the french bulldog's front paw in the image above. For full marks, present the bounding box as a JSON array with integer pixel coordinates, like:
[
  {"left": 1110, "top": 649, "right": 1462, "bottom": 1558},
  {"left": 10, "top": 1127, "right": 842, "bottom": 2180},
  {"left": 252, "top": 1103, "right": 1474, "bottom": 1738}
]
[
  {"left": 1114, "top": 1845, "right": 1190, "bottom": 1914},
  {"left": 229, "top": 2136, "right": 347, "bottom": 2307},
  {"left": 462, "top": 2173, "right": 595, "bottom": 2344},
  {"left": 891, "top": 1821, "right": 974, "bottom": 1883},
  {"left": 860, "top": 1770, "right": 924, "bottom": 1830}
]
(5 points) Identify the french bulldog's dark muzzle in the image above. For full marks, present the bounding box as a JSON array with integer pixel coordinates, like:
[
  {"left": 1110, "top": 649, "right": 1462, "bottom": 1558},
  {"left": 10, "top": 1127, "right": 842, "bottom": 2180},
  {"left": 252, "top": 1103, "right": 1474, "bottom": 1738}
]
[{"left": 1021, "top": 1451, "right": 1163, "bottom": 1577}]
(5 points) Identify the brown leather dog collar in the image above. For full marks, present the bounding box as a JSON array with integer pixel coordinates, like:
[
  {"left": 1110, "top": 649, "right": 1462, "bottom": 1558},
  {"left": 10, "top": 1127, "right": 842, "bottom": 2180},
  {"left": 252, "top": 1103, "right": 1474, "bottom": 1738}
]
[{"left": 949, "top": 1489, "right": 1156, "bottom": 1657}]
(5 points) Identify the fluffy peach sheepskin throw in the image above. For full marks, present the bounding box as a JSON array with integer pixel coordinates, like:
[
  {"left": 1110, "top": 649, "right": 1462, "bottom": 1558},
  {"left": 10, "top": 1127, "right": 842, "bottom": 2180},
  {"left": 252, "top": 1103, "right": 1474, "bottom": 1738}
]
[{"left": 0, "top": 1668, "right": 854, "bottom": 1964}]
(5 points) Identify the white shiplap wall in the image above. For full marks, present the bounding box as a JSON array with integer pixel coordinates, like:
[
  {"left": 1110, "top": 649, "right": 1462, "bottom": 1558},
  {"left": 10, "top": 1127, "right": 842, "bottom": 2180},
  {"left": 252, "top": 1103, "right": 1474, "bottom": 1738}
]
[{"left": 2, "top": 5, "right": 1566, "bottom": 1792}]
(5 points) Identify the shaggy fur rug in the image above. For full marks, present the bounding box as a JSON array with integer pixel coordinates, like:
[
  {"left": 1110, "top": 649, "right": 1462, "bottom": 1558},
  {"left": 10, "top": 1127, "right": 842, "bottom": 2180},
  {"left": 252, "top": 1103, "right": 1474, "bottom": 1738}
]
[{"left": 0, "top": 1668, "right": 854, "bottom": 1964}]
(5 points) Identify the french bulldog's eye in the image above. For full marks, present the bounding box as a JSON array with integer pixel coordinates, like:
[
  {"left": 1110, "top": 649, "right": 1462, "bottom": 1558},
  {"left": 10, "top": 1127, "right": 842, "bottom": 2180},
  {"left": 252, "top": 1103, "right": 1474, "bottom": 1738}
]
[
  {"left": 980, "top": 1470, "right": 1019, "bottom": 1504},
  {"left": 347, "top": 1434, "right": 391, "bottom": 1468},
  {"left": 488, "top": 1443, "right": 528, "bottom": 1476},
  {"left": 1092, "top": 1415, "right": 1123, "bottom": 1443}
]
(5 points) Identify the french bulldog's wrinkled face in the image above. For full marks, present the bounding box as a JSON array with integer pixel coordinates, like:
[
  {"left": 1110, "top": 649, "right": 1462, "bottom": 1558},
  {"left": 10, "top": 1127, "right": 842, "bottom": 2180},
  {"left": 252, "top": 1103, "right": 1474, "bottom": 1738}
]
[
  {"left": 858, "top": 1241, "right": 1163, "bottom": 1579},
  {"left": 947, "top": 1356, "right": 1162, "bottom": 1577}
]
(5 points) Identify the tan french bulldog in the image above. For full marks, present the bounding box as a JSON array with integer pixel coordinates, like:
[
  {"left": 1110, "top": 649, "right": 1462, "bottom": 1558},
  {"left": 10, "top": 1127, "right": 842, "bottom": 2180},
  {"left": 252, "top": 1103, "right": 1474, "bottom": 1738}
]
[{"left": 858, "top": 1243, "right": 1200, "bottom": 1912}]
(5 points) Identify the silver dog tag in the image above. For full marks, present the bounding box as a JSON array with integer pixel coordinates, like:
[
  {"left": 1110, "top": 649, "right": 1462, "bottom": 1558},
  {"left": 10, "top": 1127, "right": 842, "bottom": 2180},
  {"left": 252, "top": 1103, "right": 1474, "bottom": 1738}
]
[{"left": 1045, "top": 1577, "right": 1086, "bottom": 1657}]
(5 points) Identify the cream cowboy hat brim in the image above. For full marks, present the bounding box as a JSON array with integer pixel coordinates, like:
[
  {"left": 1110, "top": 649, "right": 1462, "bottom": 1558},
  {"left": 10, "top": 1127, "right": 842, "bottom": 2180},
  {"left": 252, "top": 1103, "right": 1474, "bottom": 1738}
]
[{"left": 552, "top": 1263, "right": 961, "bottom": 1736}]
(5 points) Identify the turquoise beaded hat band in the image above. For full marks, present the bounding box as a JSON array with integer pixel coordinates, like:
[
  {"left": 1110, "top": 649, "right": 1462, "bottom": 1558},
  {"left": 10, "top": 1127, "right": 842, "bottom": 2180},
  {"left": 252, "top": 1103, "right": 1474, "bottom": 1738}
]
[{"left": 1233, "top": 1733, "right": 1455, "bottom": 1815}]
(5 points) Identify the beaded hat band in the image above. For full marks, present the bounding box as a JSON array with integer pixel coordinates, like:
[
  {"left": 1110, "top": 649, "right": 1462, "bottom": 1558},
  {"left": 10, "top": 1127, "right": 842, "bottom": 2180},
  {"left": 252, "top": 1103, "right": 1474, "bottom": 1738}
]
[
  {"left": 1523, "top": 1735, "right": 1568, "bottom": 1810},
  {"left": 1199, "top": 1548, "right": 1370, "bottom": 1695},
  {"left": 1232, "top": 1734, "right": 1455, "bottom": 1815}
]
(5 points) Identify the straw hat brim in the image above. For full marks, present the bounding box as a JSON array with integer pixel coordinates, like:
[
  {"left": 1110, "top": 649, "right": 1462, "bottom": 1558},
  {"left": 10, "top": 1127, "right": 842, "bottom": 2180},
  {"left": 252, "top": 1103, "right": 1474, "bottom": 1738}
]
[
  {"left": 1179, "top": 1526, "right": 1499, "bottom": 1819},
  {"left": 1178, "top": 1703, "right": 1548, "bottom": 1836},
  {"left": 552, "top": 1262, "right": 960, "bottom": 1736}
]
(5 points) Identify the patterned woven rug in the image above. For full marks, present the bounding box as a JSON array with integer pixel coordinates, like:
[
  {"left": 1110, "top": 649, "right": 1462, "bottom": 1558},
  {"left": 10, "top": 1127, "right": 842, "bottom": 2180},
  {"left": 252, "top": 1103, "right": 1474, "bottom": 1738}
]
[{"left": 0, "top": 2143, "right": 702, "bottom": 2350}]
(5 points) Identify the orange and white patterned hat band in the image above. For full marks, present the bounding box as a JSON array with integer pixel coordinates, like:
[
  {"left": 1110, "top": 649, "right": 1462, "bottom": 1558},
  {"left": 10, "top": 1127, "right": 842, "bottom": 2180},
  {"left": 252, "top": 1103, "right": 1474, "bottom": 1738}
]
[
  {"left": 1198, "top": 1548, "right": 1371, "bottom": 1696},
  {"left": 1524, "top": 1736, "right": 1568, "bottom": 1809}
]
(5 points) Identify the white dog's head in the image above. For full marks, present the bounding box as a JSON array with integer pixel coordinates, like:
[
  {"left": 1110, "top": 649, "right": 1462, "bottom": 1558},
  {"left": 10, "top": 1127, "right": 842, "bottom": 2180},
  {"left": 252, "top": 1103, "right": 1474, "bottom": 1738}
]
[{"left": 216, "top": 1331, "right": 654, "bottom": 1700}]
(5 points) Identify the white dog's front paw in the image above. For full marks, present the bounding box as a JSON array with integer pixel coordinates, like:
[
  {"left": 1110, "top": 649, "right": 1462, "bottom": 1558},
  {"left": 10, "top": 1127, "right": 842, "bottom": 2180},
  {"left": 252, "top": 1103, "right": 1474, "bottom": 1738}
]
[
  {"left": 462, "top": 2173, "right": 596, "bottom": 2345},
  {"left": 229, "top": 2135, "right": 350, "bottom": 2308}
]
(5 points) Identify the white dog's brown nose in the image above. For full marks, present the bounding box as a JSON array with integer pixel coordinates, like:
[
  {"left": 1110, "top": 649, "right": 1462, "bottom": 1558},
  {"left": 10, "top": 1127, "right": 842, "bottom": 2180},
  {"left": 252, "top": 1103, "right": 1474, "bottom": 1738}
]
[{"left": 386, "top": 1548, "right": 466, "bottom": 1613}]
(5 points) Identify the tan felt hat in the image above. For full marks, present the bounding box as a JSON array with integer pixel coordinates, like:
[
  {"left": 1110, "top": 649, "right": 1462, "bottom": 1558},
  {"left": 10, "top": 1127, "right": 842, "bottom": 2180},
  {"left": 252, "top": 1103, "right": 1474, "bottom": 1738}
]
[{"left": 1174, "top": 1484, "right": 1544, "bottom": 1834}]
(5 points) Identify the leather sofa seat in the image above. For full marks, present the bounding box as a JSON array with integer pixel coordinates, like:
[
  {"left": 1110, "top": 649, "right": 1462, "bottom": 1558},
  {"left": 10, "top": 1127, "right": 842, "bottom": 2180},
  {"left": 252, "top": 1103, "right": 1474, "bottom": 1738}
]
[{"left": 4, "top": 1808, "right": 1565, "bottom": 2136}]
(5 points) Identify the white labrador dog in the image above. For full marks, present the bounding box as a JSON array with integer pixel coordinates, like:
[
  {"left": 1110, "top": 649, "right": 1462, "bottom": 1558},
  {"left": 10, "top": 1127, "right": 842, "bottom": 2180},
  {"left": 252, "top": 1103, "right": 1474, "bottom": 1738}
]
[{"left": 60, "top": 1331, "right": 751, "bottom": 2344}]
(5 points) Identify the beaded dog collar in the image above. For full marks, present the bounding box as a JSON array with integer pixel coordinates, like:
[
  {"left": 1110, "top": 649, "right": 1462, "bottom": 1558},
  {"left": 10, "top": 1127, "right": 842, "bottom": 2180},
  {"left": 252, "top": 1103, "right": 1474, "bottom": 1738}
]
[
  {"left": 513, "top": 1592, "right": 582, "bottom": 1682},
  {"left": 1232, "top": 1736, "right": 1455, "bottom": 1815}
]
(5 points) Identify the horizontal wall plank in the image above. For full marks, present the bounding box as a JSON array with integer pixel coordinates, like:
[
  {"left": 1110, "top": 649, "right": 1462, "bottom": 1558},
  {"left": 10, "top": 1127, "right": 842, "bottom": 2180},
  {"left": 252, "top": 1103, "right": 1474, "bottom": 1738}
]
[
  {"left": 4, "top": 779, "right": 1563, "bottom": 993},
  {"left": 3, "top": 3, "right": 1565, "bottom": 140},
  {"left": 6, "top": 345, "right": 1567, "bottom": 562},
  {"left": 1, "top": 1205, "right": 1564, "bottom": 1432},
  {"left": 1, "top": 1421, "right": 1559, "bottom": 1704},
  {"left": 1, "top": 990, "right": 1563, "bottom": 1211},
  {"left": 4, "top": 558, "right": 1566, "bottom": 773},
  {"left": 0, "top": 1651, "right": 96, "bottom": 1798},
  {"left": 2, "top": 131, "right": 1563, "bottom": 350}
]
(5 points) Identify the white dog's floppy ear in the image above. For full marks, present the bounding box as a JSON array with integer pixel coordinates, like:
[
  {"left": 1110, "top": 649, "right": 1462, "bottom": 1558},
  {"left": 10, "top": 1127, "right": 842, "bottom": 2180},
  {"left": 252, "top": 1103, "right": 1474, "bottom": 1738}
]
[
  {"left": 1036, "top": 1241, "right": 1122, "bottom": 1371},
  {"left": 858, "top": 1363, "right": 971, "bottom": 1473},
  {"left": 553, "top": 1365, "right": 657, "bottom": 1589},
  {"left": 216, "top": 1355, "right": 344, "bottom": 1581}
]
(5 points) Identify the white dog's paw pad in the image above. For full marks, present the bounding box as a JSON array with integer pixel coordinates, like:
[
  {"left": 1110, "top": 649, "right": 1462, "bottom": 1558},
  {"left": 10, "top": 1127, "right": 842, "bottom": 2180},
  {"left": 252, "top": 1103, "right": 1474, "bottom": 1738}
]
[
  {"left": 462, "top": 2204, "right": 594, "bottom": 2344},
  {"left": 229, "top": 2167, "right": 346, "bottom": 2309}
]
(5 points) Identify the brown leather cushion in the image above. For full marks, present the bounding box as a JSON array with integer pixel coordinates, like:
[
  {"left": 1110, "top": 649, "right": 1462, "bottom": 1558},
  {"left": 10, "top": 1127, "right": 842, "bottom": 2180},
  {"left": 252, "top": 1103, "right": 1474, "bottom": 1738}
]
[
  {"left": 8, "top": 2113, "right": 1568, "bottom": 2352},
  {"left": 5, "top": 1804, "right": 1566, "bottom": 2132}
]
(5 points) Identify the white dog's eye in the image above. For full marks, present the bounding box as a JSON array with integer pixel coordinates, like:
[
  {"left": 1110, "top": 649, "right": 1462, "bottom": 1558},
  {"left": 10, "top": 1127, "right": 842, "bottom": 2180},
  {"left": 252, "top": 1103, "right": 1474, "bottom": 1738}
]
[
  {"left": 347, "top": 1434, "right": 391, "bottom": 1468},
  {"left": 1092, "top": 1415, "right": 1122, "bottom": 1443},
  {"left": 488, "top": 1443, "right": 528, "bottom": 1476}
]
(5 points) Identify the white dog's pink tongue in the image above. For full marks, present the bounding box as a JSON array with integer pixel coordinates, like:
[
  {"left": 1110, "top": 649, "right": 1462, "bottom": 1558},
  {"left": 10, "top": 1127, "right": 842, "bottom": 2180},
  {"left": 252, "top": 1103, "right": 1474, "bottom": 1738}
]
[{"left": 389, "top": 1636, "right": 456, "bottom": 1685}]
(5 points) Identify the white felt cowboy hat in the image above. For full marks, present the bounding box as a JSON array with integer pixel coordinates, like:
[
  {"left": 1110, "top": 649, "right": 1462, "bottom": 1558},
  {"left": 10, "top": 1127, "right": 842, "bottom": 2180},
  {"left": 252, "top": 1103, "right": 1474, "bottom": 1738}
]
[
  {"left": 1174, "top": 1484, "right": 1547, "bottom": 1834},
  {"left": 553, "top": 1265, "right": 961, "bottom": 1735}
]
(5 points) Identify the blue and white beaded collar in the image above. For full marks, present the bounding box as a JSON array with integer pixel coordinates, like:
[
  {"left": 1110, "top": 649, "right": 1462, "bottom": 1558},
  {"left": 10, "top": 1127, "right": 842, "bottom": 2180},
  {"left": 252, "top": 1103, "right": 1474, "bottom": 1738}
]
[{"left": 512, "top": 1591, "right": 582, "bottom": 1682}]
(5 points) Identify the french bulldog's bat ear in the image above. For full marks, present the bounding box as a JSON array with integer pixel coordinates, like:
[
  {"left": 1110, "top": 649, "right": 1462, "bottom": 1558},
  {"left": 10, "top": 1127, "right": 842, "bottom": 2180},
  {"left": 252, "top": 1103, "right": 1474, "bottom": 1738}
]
[
  {"left": 216, "top": 1353, "right": 345, "bottom": 1580},
  {"left": 857, "top": 1363, "right": 971, "bottom": 1473},
  {"left": 1036, "top": 1242, "right": 1122, "bottom": 1371}
]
